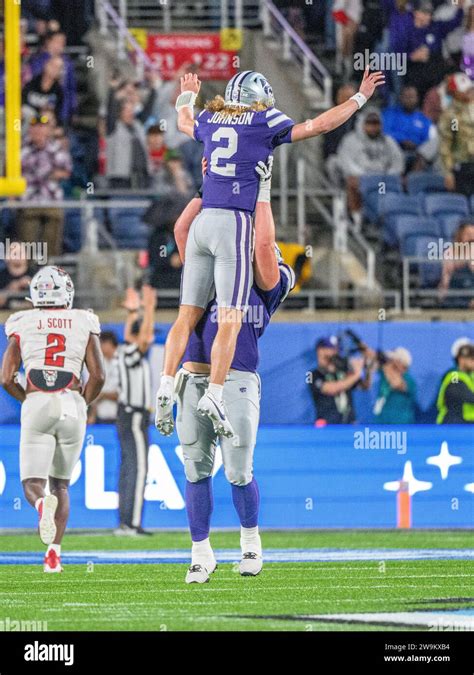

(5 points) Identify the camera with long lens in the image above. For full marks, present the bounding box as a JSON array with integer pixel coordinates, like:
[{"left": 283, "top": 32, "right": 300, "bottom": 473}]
[{"left": 330, "top": 329, "right": 386, "bottom": 369}]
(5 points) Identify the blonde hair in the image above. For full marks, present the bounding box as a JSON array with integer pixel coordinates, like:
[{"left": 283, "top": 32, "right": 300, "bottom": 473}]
[{"left": 204, "top": 95, "right": 268, "bottom": 114}]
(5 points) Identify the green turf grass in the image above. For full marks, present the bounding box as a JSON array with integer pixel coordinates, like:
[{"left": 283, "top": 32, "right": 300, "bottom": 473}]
[
  {"left": 1, "top": 528, "right": 473, "bottom": 552},
  {"left": 0, "top": 530, "right": 472, "bottom": 631}
]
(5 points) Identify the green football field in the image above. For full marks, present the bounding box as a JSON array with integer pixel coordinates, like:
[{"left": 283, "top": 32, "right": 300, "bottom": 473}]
[{"left": 0, "top": 530, "right": 473, "bottom": 632}]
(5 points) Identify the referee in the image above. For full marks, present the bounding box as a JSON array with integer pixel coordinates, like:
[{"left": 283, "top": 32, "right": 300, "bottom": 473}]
[{"left": 115, "top": 285, "right": 156, "bottom": 536}]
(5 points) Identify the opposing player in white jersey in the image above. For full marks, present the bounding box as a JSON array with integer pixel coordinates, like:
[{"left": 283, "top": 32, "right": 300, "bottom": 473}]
[{"left": 1, "top": 266, "right": 105, "bottom": 573}]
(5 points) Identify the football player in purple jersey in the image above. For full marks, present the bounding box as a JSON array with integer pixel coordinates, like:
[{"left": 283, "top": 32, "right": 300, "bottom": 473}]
[
  {"left": 159, "top": 159, "right": 293, "bottom": 582},
  {"left": 155, "top": 67, "right": 384, "bottom": 440}
]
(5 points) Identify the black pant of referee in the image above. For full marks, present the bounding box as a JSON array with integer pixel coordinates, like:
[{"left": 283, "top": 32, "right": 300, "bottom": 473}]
[{"left": 117, "top": 403, "right": 149, "bottom": 531}]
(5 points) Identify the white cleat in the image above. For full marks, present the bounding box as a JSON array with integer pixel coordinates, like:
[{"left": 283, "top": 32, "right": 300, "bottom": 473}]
[
  {"left": 155, "top": 390, "right": 174, "bottom": 436},
  {"left": 38, "top": 494, "right": 58, "bottom": 546},
  {"left": 185, "top": 563, "right": 210, "bottom": 584},
  {"left": 239, "top": 552, "right": 263, "bottom": 577},
  {"left": 196, "top": 392, "right": 234, "bottom": 438},
  {"left": 43, "top": 549, "right": 63, "bottom": 574}
]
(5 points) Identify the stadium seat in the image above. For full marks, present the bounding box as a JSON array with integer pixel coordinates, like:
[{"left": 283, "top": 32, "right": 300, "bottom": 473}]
[
  {"left": 359, "top": 174, "right": 403, "bottom": 223},
  {"left": 403, "top": 234, "right": 442, "bottom": 286},
  {"left": 406, "top": 172, "right": 446, "bottom": 196},
  {"left": 110, "top": 209, "right": 149, "bottom": 248},
  {"left": 63, "top": 209, "right": 82, "bottom": 253},
  {"left": 423, "top": 193, "right": 469, "bottom": 219},
  {"left": 377, "top": 193, "right": 420, "bottom": 245},
  {"left": 437, "top": 213, "right": 465, "bottom": 240},
  {"left": 393, "top": 215, "right": 440, "bottom": 250}
]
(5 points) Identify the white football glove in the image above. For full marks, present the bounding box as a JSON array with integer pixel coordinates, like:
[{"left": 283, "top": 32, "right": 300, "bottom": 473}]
[{"left": 256, "top": 155, "right": 274, "bottom": 203}]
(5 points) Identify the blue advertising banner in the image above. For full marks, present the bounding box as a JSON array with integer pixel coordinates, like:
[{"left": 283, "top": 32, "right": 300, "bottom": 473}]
[
  {"left": 0, "top": 424, "right": 472, "bottom": 530},
  {"left": 0, "top": 321, "right": 472, "bottom": 425}
]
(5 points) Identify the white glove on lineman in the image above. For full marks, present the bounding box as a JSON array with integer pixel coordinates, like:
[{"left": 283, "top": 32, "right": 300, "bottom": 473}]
[{"left": 256, "top": 155, "right": 274, "bottom": 203}]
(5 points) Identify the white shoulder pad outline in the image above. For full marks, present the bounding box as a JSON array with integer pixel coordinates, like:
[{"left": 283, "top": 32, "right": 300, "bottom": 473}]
[
  {"left": 266, "top": 108, "right": 291, "bottom": 129},
  {"left": 5, "top": 310, "right": 29, "bottom": 337},
  {"left": 83, "top": 309, "right": 101, "bottom": 336},
  {"left": 279, "top": 264, "right": 296, "bottom": 304}
]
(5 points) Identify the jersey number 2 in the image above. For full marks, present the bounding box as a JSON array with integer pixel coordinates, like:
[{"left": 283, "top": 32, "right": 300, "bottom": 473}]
[
  {"left": 210, "top": 127, "right": 238, "bottom": 177},
  {"left": 45, "top": 333, "right": 66, "bottom": 367}
]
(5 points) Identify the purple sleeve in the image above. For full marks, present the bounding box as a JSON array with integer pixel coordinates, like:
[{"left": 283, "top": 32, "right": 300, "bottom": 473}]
[
  {"left": 264, "top": 108, "right": 295, "bottom": 148},
  {"left": 271, "top": 125, "right": 294, "bottom": 148},
  {"left": 193, "top": 110, "right": 208, "bottom": 143},
  {"left": 257, "top": 264, "right": 295, "bottom": 315}
]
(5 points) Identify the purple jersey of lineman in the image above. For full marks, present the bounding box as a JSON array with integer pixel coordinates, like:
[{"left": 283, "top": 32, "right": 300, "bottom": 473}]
[
  {"left": 184, "top": 262, "right": 296, "bottom": 373},
  {"left": 193, "top": 107, "right": 295, "bottom": 213}
]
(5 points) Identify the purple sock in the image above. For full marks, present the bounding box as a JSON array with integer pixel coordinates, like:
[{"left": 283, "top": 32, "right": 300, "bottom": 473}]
[
  {"left": 185, "top": 477, "right": 213, "bottom": 542},
  {"left": 231, "top": 478, "right": 260, "bottom": 528}
]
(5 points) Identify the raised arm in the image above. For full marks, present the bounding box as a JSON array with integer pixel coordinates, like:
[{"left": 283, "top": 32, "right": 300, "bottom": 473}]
[
  {"left": 291, "top": 68, "right": 385, "bottom": 142},
  {"left": 1, "top": 337, "right": 25, "bottom": 402},
  {"left": 253, "top": 157, "right": 280, "bottom": 291},
  {"left": 176, "top": 73, "right": 201, "bottom": 139},
  {"left": 136, "top": 285, "right": 157, "bottom": 354}
]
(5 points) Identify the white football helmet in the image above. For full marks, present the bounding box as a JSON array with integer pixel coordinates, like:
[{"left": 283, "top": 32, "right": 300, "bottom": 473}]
[{"left": 29, "top": 266, "right": 74, "bottom": 309}]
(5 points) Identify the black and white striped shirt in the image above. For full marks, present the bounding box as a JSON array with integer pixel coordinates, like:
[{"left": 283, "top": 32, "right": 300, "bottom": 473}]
[{"left": 117, "top": 343, "right": 151, "bottom": 412}]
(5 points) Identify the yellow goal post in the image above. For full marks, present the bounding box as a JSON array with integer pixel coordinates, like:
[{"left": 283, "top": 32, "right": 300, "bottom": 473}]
[{"left": 0, "top": 0, "right": 26, "bottom": 197}]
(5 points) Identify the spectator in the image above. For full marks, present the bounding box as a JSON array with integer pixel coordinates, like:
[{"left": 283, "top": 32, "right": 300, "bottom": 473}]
[
  {"left": 382, "top": 85, "right": 438, "bottom": 171},
  {"left": 144, "top": 194, "right": 187, "bottom": 289},
  {"left": 87, "top": 331, "right": 120, "bottom": 424},
  {"left": 462, "top": 4, "right": 474, "bottom": 79},
  {"left": 438, "top": 219, "right": 474, "bottom": 309},
  {"left": 146, "top": 125, "right": 191, "bottom": 195},
  {"left": 323, "top": 83, "right": 357, "bottom": 159},
  {"left": 439, "top": 72, "right": 474, "bottom": 195},
  {"left": 437, "top": 342, "right": 474, "bottom": 424},
  {"left": 309, "top": 336, "right": 374, "bottom": 425},
  {"left": 152, "top": 65, "right": 204, "bottom": 189},
  {"left": 106, "top": 100, "right": 150, "bottom": 189},
  {"left": 0, "top": 242, "right": 36, "bottom": 309},
  {"left": 28, "top": 30, "right": 77, "bottom": 123},
  {"left": 373, "top": 348, "right": 417, "bottom": 423},
  {"left": 332, "top": 107, "right": 404, "bottom": 226},
  {"left": 106, "top": 70, "right": 161, "bottom": 136},
  {"left": 332, "top": 0, "right": 363, "bottom": 76},
  {"left": 391, "top": 0, "right": 465, "bottom": 102},
  {"left": 22, "top": 55, "right": 64, "bottom": 125},
  {"left": 17, "top": 114, "right": 72, "bottom": 256},
  {"left": 422, "top": 74, "right": 454, "bottom": 124},
  {"left": 354, "top": 0, "right": 387, "bottom": 56}
]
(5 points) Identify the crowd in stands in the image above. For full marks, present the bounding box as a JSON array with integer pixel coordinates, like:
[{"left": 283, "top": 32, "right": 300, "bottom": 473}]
[
  {"left": 280, "top": 0, "right": 474, "bottom": 300},
  {"left": 0, "top": 1, "right": 472, "bottom": 304},
  {"left": 0, "top": 6, "right": 203, "bottom": 301}
]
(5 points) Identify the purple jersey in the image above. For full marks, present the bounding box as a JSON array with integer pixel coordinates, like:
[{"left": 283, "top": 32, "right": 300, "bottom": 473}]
[
  {"left": 184, "top": 263, "right": 295, "bottom": 373},
  {"left": 193, "top": 107, "right": 294, "bottom": 212}
]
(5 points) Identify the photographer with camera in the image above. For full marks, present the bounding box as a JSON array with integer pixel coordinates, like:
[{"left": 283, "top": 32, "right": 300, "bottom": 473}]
[
  {"left": 309, "top": 334, "right": 375, "bottom": 425},
  {"left": 436, "top": 341, "right": 474, "bottom": 424},
  {"left": 373, "top": 347, "right": 417, "bottom": 424}
]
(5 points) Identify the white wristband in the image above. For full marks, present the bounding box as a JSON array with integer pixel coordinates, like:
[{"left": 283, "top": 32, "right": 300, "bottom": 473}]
[
  {"left": 350, "top": 92, "right": 367, "bottom": 109},
  {"left": 175, "top": 91, "right": 197, "bottom": 112},
  {"left": 257, "top": 181, "right": 271, "bottom": 203}
]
